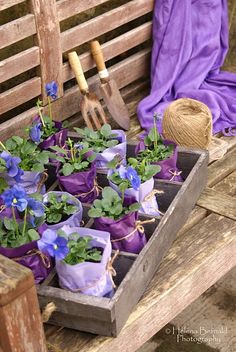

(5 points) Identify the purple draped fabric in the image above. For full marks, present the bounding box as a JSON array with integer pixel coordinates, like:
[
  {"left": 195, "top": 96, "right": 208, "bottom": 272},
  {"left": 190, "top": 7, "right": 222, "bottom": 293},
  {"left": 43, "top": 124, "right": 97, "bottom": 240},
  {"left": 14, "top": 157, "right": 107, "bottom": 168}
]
[{"left": 138, "top": 0, "right": 236, "bottom": 134}]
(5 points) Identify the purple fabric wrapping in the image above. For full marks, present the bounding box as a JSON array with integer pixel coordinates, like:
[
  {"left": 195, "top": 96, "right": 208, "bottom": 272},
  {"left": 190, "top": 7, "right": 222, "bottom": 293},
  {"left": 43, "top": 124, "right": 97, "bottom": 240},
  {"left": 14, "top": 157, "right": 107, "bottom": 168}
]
[
  {"left": 38, "top": 121, "right": 68, "bottom": 150},
  {"left": 38, "top": 191, "right": 83, "bottom": 234},
  {"left": 108, "top": 171, "right": 160, "bottom": 216},
  {"left": 94, "top": 197, "right": 147, "bottom": 254},
  {"left": 137, "top": 0, "right": 236, "bottom": 135},
  {"left": 57, "top": 162, "right": 98, "bottom": 204},
  {"left": 56, "top": 226, "right": 114, "bottom": 297},
  {"left": 0, "top": 242, "right": 52, "bottom": 284},
  {"left": 135, "top": 138, "right": 183, "bottom": 182},
  {"left": 6, "top": 171, "right": 46, "bottom": 194},
  {"left": 95, "top": 130, "right": 127, "bottom": 170}
]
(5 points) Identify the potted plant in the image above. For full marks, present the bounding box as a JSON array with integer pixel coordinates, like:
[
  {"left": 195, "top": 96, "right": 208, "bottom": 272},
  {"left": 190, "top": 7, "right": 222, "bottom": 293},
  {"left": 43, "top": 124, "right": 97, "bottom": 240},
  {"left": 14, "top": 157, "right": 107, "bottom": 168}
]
[
  {"left": 0, "top": 149, "right": 23, "bottom": 194},
  {"left": 135, "top": 114, "right": 183, "bottom": 182},
  {"left": 108, "top": 156, "right": 161, "bottom": 216},
  {"left": 52, "top": 138, "right": 98, "bottom": 204},
  {"left": 74, "top": 123, "right": 127, "bottom": 170},
  {"left": 88, "top": 187, "right": 154, "bottom": 254},
  {"left": 0, "top": 137, "right": 52, "bottom": 194},
  {"left": 29, "top": 81, "right": 68, "bottom": 150},
  {"left": 0, "top": 184, "right": 52, "bottom": 284},
  {"left": 38, "top": 226, "right": 115, "bottom": 297},
  {"left": 38, "top": 191, "right": 83, "bottom": 233}
]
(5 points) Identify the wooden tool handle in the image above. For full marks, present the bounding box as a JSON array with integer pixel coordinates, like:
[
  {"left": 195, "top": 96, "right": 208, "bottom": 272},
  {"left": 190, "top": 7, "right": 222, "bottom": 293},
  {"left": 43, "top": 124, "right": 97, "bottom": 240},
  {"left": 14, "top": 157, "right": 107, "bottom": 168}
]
[
  {"left": 68, "top": 52, "right": 88, "bottom": 93},
  {"left": 90, "top": 41, "right": 109, "bottom": 79}
]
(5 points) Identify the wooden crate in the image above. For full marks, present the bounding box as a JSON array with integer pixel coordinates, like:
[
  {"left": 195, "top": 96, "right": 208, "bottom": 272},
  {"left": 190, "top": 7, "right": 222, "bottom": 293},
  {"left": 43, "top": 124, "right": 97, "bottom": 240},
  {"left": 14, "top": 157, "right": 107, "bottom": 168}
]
[{"left": 37, "top": 143, "right": 208, "bottom": 336}]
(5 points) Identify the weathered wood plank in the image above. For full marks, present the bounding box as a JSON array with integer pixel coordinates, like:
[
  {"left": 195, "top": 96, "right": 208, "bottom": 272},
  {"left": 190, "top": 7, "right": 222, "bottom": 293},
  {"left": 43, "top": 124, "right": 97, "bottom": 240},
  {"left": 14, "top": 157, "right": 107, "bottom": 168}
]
[
  {"left": 61, "top": 0, "right": 154, "bottom": 52},
  {"left": 0, "top": 47, "right": 40, "bottom": 84},
  {"left": 0, "top": 0, "right": 25, "bottom": 11},
  {"left": 197, "top": 187, "right": 236, "bottom": 221},
  {"left": 46, "top": 214, "right": 236, "bottom": 351},
  {"left": 212, "top": 170, "right": 236, "bottom": 196},
  {"left": 0, "top": 14, "right": 36, "bottom": 50},
  {"left": 207, "top": 148, "right": 236, "bottom": 187},
  {"left": 0, "top": 77, "right": 41, "bottom": 115},
  {"left": 62, "top": 21, "right": 152, "bottom": 81},
  {"left": 30, "top": 0, "right": 63, "bottom": 102},
  {"left": 57, "top": 0, "right": 110, "bottom": 22},
  {"left": 0, "top": 255, "right": 47, "bottom": 352},
  {"left": 177, "top": 206, "right": 208, "bottom": 237}
]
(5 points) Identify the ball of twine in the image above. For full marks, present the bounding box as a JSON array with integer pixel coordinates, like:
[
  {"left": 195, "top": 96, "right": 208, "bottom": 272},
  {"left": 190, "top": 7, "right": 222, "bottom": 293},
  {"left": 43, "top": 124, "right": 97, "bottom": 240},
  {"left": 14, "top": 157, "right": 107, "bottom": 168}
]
[{"left": 162, "top": 98, "right": 212, "bottom": 149}]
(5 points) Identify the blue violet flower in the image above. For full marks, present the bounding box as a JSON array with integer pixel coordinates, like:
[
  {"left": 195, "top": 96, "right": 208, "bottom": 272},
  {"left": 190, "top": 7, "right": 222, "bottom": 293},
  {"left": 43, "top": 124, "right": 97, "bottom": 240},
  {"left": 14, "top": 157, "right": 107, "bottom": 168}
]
[
  {"left": 38, "top": 229, "right": 69, "bottom": 260},
  {"left": 27, "top": 197, "right": 45, "bottom": 217},
  {"left": 1, "top": 184, "right": 28, "bottom": 212},
  {"left": 0, "top": 151, "right": 23, "bottom": 181},
  {"left": 117, "top": 165, "right": 141, "bottom": 191},
  {"left": 45, "top": 81, "right": 58, "bottom": 100},
  {"left": 29, "top": 123, "right": 42, "bottom": 143}
]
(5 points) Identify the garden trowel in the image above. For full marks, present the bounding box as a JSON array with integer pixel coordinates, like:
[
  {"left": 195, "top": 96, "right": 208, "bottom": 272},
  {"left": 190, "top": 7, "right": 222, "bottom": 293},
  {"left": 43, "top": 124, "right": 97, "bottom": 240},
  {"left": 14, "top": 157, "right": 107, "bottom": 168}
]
[{"left": 90, "top": 40, "right": 130, "bottom": 131}]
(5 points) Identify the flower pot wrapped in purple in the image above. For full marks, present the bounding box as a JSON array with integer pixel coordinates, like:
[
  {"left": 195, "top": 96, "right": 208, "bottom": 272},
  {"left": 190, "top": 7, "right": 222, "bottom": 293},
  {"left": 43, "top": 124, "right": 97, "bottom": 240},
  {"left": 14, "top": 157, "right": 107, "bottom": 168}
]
[
  {"left": 38, "top": 226, "right": 115, "bottom": 297},
  {"left": 29, "top": 82, "right": 68, "bottom": 151},
  {"left": 0, "top": 185, "right": 52, "bottom": 284},
  {"left": 74, "top": 124, "right": 127, "bottom": 170},
  {"left": 55, "top": 138, "right": 99, "bottom": 204},
  {"left": 135, "top": 114, "right": 183, "bottom": 182},
  {"left": 108, "top": 161, "right": 161, "bottom": 217},
  {"left": 88, "top": 187, "right": 154, "bottom": 254},
  {"left": 38, "top": 191, "right": 83, "bottom": 233}
]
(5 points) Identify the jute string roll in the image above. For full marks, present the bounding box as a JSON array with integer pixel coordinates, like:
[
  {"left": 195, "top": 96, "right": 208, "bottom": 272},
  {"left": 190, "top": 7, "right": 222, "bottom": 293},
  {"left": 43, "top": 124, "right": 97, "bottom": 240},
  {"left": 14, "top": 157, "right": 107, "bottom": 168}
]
[{"left": 162, "top": 98, "right": 212, "bottom": 149}]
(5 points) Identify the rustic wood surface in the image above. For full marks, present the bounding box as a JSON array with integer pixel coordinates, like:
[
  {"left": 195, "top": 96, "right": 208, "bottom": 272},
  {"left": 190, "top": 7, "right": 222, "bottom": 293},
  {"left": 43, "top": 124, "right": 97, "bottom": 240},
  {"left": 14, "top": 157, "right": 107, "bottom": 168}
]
[{"left": 0, "top": 255, "right": 47, "bottom": 352}]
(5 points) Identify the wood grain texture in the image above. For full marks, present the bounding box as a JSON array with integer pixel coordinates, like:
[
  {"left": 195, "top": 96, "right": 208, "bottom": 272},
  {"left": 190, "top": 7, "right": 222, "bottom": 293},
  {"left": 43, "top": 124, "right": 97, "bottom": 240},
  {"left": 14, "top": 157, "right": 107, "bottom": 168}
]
[
  {"left": 61, "top": 0, "right": 154, "bottom": 52},
  {"left": 63, "top": 21, "right": 152, "bottom": 81},
  {"left": 0, "top": 46, "right": 40, "bottom": 84},
  {"left": 30, "top": 0, "right": 63, "bottom": 102},
  {"left": 0, "top": 14, "right": 36, "bottom": 50},
  {"left": 57, "top": 0, "right": 110, "bottom": 22},
  {"left": 212, "top": 170, "right": 236, "bottom": 196},
  {"left": 197, "top": 187, "right": 236, "bottom": 221},
  {"left": 0, "top": 77, "right": 41, "bottom": 115},
  {"left": 46, "top": 214, "right": 236, "bottom": 351},
  {"left": 0, "top": 0, "right": 25, "bottom": 11},
  {"left": 207, "top": 148, "right": 236, "bottom": 187}
]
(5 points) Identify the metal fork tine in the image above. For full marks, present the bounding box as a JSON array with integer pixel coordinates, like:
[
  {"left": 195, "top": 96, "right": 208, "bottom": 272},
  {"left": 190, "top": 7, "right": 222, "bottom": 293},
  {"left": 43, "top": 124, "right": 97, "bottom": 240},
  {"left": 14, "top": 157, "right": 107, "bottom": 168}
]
[
  {"left": 97, "top": 104, "right": 109, "bottom": 125},
  {"left": 81, "top": 110, "right": 94, "bottom": 130}
]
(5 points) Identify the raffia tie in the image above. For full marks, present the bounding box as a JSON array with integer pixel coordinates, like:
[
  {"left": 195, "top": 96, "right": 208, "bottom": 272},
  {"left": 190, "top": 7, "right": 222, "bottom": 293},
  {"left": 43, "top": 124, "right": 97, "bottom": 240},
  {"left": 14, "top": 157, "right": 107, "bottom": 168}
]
[
  {"left": 0, "top": 205, "right": 6, "bottom": 213},
  {"left": 37, "top": 171, "right": 48, "bottom": 192},
  {"left": 69, "top": 250, "right": 119, "bottom": 293},
  {"left": 168, "top": 169, "right": 182, "bottom": 181},
  {"left": 42, "top": 302, "right": 57, "bottom": 323},
  {"left": 111, "top": 218, "right": 156, "bottom": 243},
  {"left": 144, "top": 189, "right": 164, "bottom": 203},
  {"left": 12, "top": 249, "right": 51, "bottom": 269},
  {"left": 75, "top": 179, "right": 102, "bottom": 199}
]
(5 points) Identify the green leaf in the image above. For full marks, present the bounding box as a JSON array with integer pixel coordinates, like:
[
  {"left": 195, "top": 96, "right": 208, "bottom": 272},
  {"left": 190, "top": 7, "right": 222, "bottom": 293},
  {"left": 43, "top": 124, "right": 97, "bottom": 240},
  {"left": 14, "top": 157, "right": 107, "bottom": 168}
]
[
  {"left": 148, "top": 128, "right": 156, "bottom": 142},
  {"left": 12, "top": 136, "right": 24, "bottom": 145},
  {"left": 100, "top": 124, "right": 112, "bottom": 138},
  {"left": 128, "top": 202, "right": 141, "bottom": 212},
  {"left": 50, "top": 146, "right": 68, "bottom": 155},
  {"left": 3, "top": 217, "right": 15, "bottom": 231},
  {"left": 21, "top": 142, "right": 36, "bottom": 155},
  {"left": 31, "top": 163, "right": 45, "bottom": 173},
  {"left": 28, "top": 229, "right": 40, "bottom": 241},
  {"left": 5, "top": 138, "right": 17, "bottom": 151},
  {"left": 88, "top": 207, "right": 104, "bottom": 218},
  {"left": 0, "top": 177, "right": 8, "bottom": 193},
  {"left": 37, "top": 152, "right": 49, "bottom": 164},
  {"left": 62, "top": 163, "right": 74, "bottom": 176}
]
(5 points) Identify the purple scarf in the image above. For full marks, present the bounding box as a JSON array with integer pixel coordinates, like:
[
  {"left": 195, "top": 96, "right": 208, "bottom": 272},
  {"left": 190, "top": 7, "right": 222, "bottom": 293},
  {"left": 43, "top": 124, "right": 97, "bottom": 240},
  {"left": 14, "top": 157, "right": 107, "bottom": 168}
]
[{"left": 138, "top": 0, "right": 236, "bottom": 135}]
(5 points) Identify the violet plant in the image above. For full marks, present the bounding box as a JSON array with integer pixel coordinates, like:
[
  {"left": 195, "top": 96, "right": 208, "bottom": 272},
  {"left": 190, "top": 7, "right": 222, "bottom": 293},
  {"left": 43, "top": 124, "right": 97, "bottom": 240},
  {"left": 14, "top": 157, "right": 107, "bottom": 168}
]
[
  {"left": 88, "top": 187, "right": 140, "bottom": 220},
  {"left": 51, "top": 138, "right": 96, "bottom": 176},
  {"left": 38, "top": 229, "right": 102, "bottom": 265},
  {"left": 44, "top": 193, "right": 79, "bottom": 224},
  {"left": 0, "top": 148, "right": 24, "bottom": 193},
  {"left": 0, "top": 185, "right": 45, "bottom": 248}
]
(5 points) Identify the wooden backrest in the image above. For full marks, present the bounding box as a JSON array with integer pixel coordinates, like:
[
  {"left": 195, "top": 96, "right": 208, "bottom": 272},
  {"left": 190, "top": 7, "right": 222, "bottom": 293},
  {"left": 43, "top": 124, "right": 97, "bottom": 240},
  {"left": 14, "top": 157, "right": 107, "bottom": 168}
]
[{"left": 0, "top": 0, "right": 154, "bottom": 140}]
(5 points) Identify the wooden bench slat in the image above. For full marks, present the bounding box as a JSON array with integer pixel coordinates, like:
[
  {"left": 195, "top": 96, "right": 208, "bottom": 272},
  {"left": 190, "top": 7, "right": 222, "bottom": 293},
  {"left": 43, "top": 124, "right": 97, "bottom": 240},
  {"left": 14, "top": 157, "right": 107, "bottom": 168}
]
[
  {"left": 62, "top": 21, "right": 152, "bottom": 81},
  {"left": 207, "top": 148, "right": 236, "bottom": 187},
  {"left": 0, "top": 14, "right": 36, "bottom": 50},
  {"left": 46, "top": 213, "right": 236, "bottom": 351},
  {"left": 0, "top": 47, "right": 40, "bottom": 84},
  {"left": 61, "top": 0, "right": 154, "bottom": 52},
  {"left": 0, "top": 77, "right": 41, "bottom": 115},
  {"left": 0, "top": 0, "right": 25, "bottom": 11},
  {"left": 197, "top": 187, "right": 236, "bottom": 221},
  {"left": 57, "top": 0, "right": 110, "bottom": 22}
]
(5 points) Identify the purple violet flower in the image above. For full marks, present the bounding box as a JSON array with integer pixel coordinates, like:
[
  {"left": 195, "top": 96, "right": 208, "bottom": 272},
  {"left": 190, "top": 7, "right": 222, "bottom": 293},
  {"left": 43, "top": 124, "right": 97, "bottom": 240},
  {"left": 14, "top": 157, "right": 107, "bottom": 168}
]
[
  {"left": 29, "top": 123, "right": 42, "bottom": 143},
  {"left": 38, "top": 229, "right": 69, "bottom": 260},
  {"left": 117, "top": 165, "right": 141, "bottom": 191},
  {"left": 27, "top": 197, "right": 45, "bottom": 217},
  {"left": 45, "top": 81, "right": 58, "bottom": 100},
  {"left": 1, "top": 184, "right": 28, "bottom": 212},
  {"left": 0, "top": 151, "right": 23, "bottom": 181}
]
